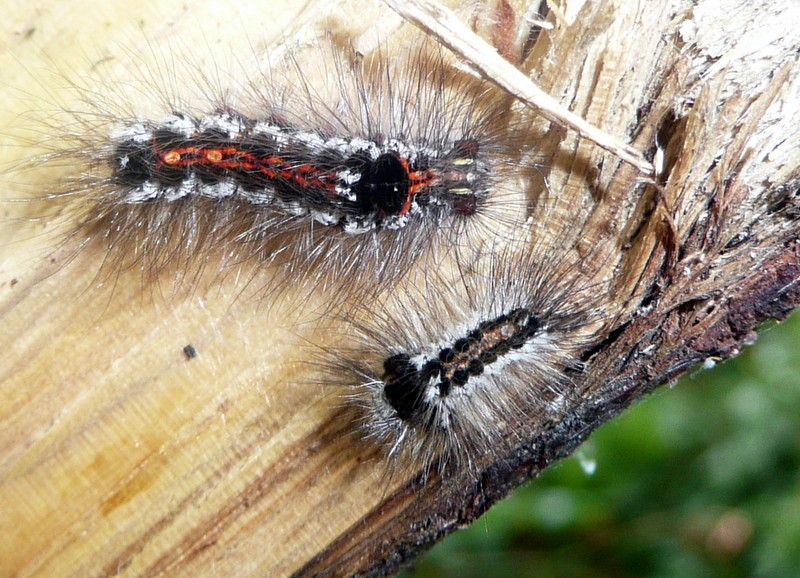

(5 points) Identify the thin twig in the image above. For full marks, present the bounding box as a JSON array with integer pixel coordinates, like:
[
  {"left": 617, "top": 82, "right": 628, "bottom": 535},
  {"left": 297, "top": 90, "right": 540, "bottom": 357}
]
[{"left": 383, "top": 0, "right": 655, "bottom": 175}]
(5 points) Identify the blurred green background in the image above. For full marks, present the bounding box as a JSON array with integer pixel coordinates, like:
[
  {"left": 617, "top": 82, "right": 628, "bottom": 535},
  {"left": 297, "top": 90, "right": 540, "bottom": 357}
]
[{"left": 401, "top": 311, "right": 800, "bottom": 578}]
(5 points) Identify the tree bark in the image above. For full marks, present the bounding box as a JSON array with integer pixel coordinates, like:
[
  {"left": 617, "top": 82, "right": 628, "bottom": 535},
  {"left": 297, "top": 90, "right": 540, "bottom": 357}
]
[{"left": 1, "top": 0, "right": 798, "bottom": 577}]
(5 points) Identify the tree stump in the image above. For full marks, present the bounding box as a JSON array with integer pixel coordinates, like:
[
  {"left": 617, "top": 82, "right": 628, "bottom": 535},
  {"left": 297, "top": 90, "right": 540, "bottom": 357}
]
[{"left": 1, "top": 0, "right": 798, "bottom": 576}]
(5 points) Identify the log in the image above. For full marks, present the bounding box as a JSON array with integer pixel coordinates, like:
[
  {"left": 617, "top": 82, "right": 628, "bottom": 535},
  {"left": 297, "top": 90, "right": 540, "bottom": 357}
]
[{"left": 1, "top": 0, "right": 798, "bottom": 576}]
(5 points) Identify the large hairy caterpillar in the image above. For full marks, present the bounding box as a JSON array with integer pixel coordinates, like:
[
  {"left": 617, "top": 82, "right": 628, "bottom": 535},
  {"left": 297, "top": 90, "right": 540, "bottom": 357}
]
[{"left": 4, "top": 35, "right": 526, "bottom": 304}]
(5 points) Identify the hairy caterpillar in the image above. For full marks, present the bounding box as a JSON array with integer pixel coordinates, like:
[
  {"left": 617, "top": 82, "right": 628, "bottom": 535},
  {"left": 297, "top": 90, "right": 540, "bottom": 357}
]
[
  {"left": 329, "top": 236, "right": 602, "bottom": 476},
  {"left": 4, "top": 34, "right": 526, "bottom": 305},
  {"left": 112, "top": 111, "right": 488, "bottom": 233}
]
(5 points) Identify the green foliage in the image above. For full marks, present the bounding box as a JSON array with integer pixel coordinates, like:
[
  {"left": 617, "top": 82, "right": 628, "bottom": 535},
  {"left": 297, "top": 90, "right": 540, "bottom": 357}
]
[{"left": 401, "top": 312, "right": 800, "bottom": 578}]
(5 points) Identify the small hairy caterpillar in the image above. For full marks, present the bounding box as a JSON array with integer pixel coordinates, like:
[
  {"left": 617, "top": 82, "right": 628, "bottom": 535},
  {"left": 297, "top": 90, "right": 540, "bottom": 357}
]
[
  {"left": 6, "top": 36, "right": 525, "bottom": 303},
  {"left": 329, "top": 238, "right": 601, "bottom": 476}
]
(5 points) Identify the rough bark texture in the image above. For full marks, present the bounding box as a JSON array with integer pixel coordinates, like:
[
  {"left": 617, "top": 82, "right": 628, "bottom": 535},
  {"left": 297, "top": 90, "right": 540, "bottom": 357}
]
[{"left": 1, "top": 0, "right": 798, "bottom": 577}]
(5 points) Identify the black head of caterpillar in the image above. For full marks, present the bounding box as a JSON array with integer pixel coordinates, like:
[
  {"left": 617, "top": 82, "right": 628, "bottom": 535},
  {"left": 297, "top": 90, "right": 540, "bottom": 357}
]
[{"left": 8, "top": 37, "right": 526, "bottom": 306}]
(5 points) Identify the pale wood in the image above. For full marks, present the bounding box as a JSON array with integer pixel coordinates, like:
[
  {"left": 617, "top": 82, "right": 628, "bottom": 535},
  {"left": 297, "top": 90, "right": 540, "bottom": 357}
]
[{"left": 1, "top": 1, "right": 799, "bottom": 577}]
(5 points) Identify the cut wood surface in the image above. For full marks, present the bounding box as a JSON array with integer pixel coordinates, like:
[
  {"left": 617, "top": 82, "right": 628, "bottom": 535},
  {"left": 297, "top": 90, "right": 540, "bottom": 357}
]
[{"left": 1, "top": 0, "right": 799, "bottom": 577}]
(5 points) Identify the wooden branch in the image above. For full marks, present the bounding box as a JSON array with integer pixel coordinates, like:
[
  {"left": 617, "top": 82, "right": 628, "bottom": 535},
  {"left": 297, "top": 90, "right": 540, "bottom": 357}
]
[{"left": 1, "top": 0, "right": 799, "bottom": 577}]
